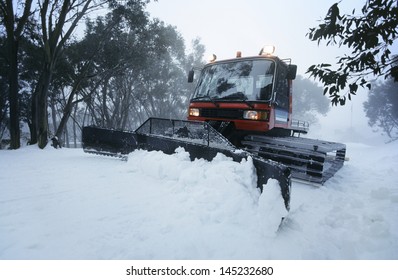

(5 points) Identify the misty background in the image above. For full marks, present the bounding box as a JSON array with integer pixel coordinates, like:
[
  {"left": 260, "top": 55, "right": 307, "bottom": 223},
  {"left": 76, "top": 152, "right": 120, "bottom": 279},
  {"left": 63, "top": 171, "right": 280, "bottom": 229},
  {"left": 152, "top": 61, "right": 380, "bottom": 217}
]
[
  {"left": 1, "top": 0, "right": 396, "bottom": 149},
  {"left": 147, "top": 0, "right": 393, "bottom": 145}
]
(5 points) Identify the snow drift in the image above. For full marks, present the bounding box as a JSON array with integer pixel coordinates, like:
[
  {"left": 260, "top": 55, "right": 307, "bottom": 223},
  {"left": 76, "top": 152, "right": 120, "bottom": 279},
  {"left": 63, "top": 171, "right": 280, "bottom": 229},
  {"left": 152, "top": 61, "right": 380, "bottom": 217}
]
[{"left": 0, "top": 141, "right": 397, "bottom": 259}]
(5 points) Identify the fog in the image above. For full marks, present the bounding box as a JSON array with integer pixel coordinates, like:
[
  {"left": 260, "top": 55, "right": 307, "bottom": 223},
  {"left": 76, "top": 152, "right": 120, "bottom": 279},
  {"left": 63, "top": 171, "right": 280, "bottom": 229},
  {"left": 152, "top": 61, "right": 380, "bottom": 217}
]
[
  {"left": 147, "top": 0, "right": 388, "bottom": 144},
  {"left": 307, "top": 91, "right": 387, "bottom": 145}
]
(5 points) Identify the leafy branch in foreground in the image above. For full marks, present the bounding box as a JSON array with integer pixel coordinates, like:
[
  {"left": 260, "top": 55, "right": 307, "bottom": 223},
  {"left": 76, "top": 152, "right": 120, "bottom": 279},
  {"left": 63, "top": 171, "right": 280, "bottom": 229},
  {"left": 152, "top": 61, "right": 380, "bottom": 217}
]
[{"left": 306, "top": 0, "right": 398, "bottom": 106}]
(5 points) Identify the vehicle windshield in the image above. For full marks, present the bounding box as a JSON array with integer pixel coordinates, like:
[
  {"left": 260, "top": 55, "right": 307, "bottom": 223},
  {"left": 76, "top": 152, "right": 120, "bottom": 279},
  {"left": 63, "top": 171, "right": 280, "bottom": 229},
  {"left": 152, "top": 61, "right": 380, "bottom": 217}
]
[{"left": 192, "top": 59, "right": 275, "bottom": 102}]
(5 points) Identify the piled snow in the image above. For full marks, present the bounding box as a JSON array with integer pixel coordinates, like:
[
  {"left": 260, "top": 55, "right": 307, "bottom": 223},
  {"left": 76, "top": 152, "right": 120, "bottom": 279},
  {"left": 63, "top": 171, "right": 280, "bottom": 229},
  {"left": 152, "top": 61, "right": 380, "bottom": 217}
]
[{"left": 0, "top": 142, "right": 397, "bottom": 259}]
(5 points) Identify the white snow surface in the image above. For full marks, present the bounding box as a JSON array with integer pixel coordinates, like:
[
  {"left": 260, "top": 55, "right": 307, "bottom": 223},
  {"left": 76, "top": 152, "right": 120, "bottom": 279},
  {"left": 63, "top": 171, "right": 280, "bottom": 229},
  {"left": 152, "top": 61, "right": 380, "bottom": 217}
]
[{"left": 1, "top": 142, "right": 398, "bottom": 260}]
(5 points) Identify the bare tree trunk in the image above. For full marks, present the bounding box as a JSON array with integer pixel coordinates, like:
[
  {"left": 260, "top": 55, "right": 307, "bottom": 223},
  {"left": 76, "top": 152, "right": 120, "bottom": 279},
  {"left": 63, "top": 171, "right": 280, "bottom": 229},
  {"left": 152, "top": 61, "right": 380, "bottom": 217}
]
[
  {"left": 55, "top": 88, "right": 75, "bottom": 142},
  {"left": 35, "top": 64, "right": 53, "bottom": 149},
  {"left": 73, "top": 105, "right": 77, "bottom": 148},
  {"left": 64, "top": 125, "right": 69, "bottom": 148},
  {"left": 29, "top": 91, "right": 38, "bottom": 144},
  {"left": 0, "top": 0, "right": 32, "bottom": 149},
  {"left": 50, "top": 92, "right": 58, "bottom": 136},
  {"left": 8, "top": 38, "right": 20, "bottom": 149},
  {"left": 101, "top": 79, "right": 111, "bottom": 127}
]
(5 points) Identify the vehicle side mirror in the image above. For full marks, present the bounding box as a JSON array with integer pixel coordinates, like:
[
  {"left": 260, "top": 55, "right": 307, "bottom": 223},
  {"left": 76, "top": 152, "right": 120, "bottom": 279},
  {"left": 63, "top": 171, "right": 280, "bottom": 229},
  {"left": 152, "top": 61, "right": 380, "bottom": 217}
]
[
  {"left": 188, "top": 69, "right": 194, "bottom": 83},
  {"left": 287, "top": 64, "right": 297, "bottom": 80}
]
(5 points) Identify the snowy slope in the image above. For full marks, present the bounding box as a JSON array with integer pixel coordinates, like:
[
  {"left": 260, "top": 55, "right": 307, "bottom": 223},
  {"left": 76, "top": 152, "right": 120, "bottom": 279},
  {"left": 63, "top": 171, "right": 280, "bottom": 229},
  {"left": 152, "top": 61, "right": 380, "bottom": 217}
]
[{"left": 0, "top": 141, "right": 397, "bottom": 260}]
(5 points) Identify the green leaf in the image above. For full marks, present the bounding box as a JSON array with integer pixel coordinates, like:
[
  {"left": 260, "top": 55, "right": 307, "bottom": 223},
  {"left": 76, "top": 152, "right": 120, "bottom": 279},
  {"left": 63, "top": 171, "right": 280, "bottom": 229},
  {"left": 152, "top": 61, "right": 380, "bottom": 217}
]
[{"left": 339, "top": 97, "right": 346, "bottom": 106}]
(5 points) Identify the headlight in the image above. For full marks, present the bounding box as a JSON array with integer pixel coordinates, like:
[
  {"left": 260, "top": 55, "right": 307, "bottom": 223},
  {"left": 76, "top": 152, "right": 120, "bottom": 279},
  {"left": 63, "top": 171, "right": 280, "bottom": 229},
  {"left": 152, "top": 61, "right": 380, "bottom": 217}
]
[
  {"left": 189, "top": 108, "right": 200, "bottom": 117},
  {"left": 243, "top": 110, "right": 268, "bottom": 121}
]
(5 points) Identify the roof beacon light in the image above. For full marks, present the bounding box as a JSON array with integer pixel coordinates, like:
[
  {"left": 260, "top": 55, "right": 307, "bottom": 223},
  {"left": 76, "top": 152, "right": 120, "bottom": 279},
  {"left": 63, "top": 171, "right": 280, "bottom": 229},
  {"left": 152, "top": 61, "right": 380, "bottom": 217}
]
[
  {"left": 259, "top": 45, "right": 275, "bottom": 56},
  {"left": 208, "top": 54, "right": 217, "bottom": 62}
]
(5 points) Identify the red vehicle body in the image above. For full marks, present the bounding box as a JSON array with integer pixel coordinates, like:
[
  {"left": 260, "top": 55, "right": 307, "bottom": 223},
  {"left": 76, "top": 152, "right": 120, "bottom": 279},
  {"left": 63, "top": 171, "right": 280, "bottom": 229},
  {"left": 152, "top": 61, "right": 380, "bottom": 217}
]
[{"left": 186, "top": 52, "right": 305, "bottom": 140}]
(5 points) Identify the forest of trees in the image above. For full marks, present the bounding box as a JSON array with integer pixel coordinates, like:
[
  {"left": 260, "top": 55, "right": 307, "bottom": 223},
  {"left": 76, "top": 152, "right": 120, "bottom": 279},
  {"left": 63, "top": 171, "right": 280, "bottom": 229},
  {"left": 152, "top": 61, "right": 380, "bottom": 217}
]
[
  {"left": 364, "top": 77, "right": 398, "bottom": 141},
  {"left": 4, "top": 0, "right": 395, "bottom": 150},
  {"left": 1, "top": 0, "right": 333, "bottom": 150},
  {"left": 0, "top": 0, "right": 205, "bottom": 149}
]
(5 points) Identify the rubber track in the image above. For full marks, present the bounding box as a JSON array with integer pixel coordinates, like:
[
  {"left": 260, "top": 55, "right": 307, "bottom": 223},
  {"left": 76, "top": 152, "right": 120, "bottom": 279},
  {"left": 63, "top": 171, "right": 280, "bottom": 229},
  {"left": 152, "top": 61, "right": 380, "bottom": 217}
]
[{"left": 242, "top": 135, "right": 346, "bottom": 185}]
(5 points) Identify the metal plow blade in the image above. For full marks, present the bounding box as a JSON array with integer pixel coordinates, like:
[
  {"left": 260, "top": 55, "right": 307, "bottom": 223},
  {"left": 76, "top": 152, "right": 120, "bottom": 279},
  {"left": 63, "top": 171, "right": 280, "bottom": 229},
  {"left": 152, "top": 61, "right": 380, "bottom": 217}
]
[
  {"left": 82, "top": 126, "right": 137, "bottom": 157},
  {"left": 82, "top": 118, "right": 291, "bottom": 209}
]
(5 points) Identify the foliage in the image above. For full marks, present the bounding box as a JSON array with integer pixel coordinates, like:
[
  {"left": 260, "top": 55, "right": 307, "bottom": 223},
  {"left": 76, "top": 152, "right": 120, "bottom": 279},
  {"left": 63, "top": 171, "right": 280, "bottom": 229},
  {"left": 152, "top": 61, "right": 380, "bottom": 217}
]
[
  {"left": 307, "top": 0, "right": 398, "bottom": 105},
  {"left": 78, "top": 7, "right": 200, "bottom": 131},
  {"left": 0, "top": 0, "right": 205, "bottom": 148},
  {"left": 32, "top": 0, "right": 112, "bottom": 148},
  {"left": 364, "top": 78, "right": 398, "bottom": 141}
]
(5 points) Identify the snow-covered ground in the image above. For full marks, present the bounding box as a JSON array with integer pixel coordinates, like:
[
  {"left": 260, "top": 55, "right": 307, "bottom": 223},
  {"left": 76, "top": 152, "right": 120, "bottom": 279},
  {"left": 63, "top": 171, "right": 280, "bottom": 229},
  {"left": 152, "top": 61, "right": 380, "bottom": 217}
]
[{"left": 0, "top": 139, "right": 397, "bottom": 259}]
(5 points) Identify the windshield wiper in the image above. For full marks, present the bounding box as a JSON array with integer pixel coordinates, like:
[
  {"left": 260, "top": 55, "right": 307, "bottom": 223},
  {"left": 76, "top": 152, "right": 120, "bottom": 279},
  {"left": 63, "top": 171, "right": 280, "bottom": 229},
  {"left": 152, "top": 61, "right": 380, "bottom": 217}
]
[
  {"left": 191, "top": 95, "right": 219, "bottom": 107},
  {"left": 218, "top": 92, "right": 254, "bottom": 109},
  {"left": 241, "top": 99, "right": 255, "bottom": 109}
]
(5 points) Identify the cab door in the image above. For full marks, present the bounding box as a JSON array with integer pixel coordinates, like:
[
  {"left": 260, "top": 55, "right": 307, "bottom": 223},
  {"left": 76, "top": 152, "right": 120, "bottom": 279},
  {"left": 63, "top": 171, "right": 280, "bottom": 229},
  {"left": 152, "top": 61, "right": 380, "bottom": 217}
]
[{"left": 273, "top": 63, "right": 290, "bottom": 128}]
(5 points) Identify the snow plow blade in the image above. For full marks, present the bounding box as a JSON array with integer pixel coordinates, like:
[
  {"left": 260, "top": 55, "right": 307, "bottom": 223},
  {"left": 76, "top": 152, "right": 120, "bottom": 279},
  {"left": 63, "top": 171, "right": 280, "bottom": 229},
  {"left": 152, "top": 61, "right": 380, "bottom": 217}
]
[
  {"left": 82, "top": 118, "right": 291, "bottom": 210},
  {"left": 82, "top": 126, "right": 137, "bottom": 157}
]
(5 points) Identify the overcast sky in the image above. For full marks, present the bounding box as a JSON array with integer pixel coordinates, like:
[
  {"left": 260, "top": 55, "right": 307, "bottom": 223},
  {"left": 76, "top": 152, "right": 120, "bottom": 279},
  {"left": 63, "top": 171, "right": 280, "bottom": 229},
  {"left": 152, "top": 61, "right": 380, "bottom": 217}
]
[{"left": 147, "top": 0, "right": 365, "bottom": 75}]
